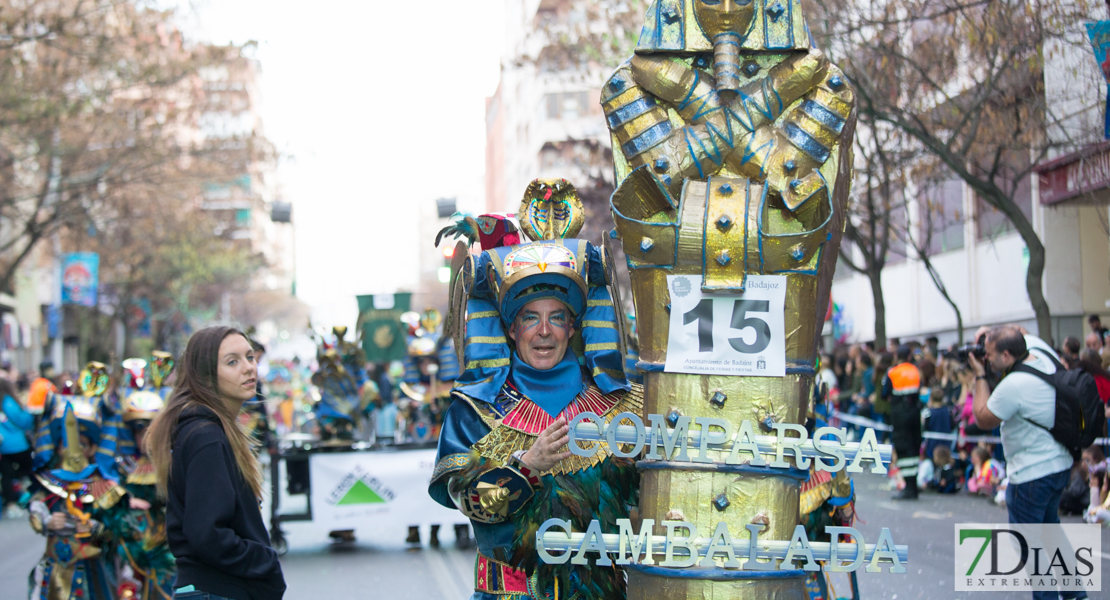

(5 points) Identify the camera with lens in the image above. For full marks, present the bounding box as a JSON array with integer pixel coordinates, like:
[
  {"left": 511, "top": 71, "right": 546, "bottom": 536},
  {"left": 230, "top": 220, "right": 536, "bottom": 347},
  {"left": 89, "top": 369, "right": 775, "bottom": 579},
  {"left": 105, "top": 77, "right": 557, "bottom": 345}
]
[
  {"left": 953, "top": 342, "right": 986, "bottom": 364},
  {"left": 941, "top": 333, "right": 987, "bottom": 365}
]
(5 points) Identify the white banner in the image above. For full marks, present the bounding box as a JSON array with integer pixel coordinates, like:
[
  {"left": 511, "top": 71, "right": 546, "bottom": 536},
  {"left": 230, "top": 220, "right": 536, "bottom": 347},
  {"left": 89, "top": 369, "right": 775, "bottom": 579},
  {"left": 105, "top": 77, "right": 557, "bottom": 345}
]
[
  {"left": 308, "top": 449, "right": 463, "bottom": 528},
  {"left": 664, "top": 274, "right": 787, "bottom": 377}
]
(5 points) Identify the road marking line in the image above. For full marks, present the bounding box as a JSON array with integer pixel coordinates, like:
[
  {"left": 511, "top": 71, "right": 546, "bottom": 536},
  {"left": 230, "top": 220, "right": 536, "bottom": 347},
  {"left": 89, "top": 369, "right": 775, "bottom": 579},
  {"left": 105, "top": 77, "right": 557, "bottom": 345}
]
[
  {"left": 448, "top": 548, "right": 476, "bottom": 591},
  {"left": 911, "top": 511, "right": 954, "bottom": 520},
  {"left": 424, "top": 545, "right": 467, "bottom": 599}
]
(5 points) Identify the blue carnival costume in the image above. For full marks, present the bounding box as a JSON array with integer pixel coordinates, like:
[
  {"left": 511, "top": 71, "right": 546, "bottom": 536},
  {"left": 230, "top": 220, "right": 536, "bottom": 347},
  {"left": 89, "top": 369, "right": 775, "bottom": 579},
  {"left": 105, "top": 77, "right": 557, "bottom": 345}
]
[
  {"left": 399, "top": 308, "right": 461, "bottom": 443},
  {"left": 429, "top": 180, "right": 641, "bottom": 600},
  {"left": 104, "top": 356, "right": 177, "bottom": 600},
  {"left": 800, "top": 386, "right": 859, "bottom": 600},
  {"left": 397, "top": 308, "right": 467, "bottom": 548},
  {"left": 28, "top": 363, "right": 126, "bottom": 600},
  {"left": 311, "top": 326, "right": 371, "bottom": 444}
]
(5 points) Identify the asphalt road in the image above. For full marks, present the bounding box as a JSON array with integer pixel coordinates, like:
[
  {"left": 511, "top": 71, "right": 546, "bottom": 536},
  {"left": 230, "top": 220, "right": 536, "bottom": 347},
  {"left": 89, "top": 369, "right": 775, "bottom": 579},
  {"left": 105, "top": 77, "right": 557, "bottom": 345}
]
[{"left": 2, "top": 472, "right": 1107, "bottom": 600}]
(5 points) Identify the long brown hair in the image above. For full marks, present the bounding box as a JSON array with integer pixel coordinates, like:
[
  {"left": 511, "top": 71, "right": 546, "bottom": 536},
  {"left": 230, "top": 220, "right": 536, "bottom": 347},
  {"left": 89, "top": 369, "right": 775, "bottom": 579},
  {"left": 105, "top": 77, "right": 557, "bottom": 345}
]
[{"left": 148, "top": 326, "right": 262, "bottom": 498}]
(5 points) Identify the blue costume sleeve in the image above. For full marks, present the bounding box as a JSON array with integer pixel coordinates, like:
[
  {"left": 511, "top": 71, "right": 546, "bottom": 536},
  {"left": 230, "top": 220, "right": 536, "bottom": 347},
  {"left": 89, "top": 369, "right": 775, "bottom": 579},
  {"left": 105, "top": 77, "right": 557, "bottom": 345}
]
[
  {"left": 428, "top": 396, "right": 540, "bottom": 524},
  {"left": 428, "top": 399, "right": 490, "bottom": 509}
]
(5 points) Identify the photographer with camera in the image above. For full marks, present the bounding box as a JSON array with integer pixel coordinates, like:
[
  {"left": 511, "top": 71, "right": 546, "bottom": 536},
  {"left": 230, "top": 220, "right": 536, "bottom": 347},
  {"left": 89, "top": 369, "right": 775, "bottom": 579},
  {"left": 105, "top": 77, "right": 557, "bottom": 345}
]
[{"left": 969, "top": 326, "right": 1085, "bottom": 599}]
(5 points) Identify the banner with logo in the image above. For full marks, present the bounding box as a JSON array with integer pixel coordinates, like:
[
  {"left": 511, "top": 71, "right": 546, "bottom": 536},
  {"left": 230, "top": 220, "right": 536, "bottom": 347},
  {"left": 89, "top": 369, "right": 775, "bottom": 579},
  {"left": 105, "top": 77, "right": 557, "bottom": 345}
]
[
  {"left": 356, "top": 293, "right": 411, "bottom": 363},
  {"left": 61, "top": 252, "right": 99, "bottom": 307},
  {"left": 308, "top": 449, "right": 461, "bottom": 528},
  {"left": 955, "top": 523, "right": 1101, "bottom": 592}
]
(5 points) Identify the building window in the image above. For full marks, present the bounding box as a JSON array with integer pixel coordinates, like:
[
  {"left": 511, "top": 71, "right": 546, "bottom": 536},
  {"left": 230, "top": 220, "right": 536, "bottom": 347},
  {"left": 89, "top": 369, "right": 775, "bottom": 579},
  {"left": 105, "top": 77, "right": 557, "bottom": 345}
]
[
  {"left": 545, "top": 92, "right": 590, "bottom": 120},
  {"left": 920, "top": 178, "right": 965, "bottom": 255},
  {"left": 976, "top": 174, "right": 1031, "bottom": 240},
  {"left": 834, "top": 243, "right": 855, "bottom": 280},
  {"left": 975, "top": 152, "right": 1033, "bottom": 240}
]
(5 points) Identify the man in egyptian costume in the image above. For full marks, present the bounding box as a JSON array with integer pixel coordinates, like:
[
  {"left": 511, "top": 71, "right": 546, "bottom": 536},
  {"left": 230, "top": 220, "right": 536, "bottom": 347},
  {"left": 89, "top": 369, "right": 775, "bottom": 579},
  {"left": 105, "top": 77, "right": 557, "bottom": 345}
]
[
  {"left": 429, "top": 179, "right": 642, "bottom": 600},
  {"left": 28, "top": 363, "right": 126, "bottom": 600}
]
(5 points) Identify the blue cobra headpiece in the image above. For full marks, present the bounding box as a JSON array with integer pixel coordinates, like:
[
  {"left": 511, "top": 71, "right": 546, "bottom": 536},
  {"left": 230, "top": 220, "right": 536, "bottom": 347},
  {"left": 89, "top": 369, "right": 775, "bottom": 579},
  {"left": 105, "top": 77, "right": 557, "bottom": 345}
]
[{"left": 452, "top": 237, "right": 629, "bottom": 403}]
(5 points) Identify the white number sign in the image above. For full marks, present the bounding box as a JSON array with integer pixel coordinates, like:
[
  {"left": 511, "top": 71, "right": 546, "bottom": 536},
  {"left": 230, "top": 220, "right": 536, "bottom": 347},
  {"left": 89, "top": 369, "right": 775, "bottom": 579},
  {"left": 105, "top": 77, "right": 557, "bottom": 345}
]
[{"left": 664, "top": 274, "right": 787, "bottom": 377}]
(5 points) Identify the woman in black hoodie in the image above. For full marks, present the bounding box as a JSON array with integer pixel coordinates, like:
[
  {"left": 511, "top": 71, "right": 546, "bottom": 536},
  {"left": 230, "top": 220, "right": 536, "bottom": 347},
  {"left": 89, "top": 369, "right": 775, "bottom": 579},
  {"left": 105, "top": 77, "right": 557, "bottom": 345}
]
[{"left": 147, "top": 326, "right": 285, "bottom": 600}]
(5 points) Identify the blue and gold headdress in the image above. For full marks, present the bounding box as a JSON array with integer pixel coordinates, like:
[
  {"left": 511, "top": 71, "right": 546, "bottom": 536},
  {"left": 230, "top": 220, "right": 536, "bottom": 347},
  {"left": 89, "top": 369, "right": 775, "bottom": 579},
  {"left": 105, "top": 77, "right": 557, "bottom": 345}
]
[
  {"left": 443, "top": 179, "right": 630, "bottom": 404},
  {"left": 32, "top": 384, "right": 117, "bottom": 480}
]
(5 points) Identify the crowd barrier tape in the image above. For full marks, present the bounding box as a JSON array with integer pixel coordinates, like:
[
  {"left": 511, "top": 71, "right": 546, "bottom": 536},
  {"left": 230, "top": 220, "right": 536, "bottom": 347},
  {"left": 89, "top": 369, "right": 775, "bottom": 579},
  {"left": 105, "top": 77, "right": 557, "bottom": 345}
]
[{"left": 829, "top": 410, "right": 1110, "bottom": 446}]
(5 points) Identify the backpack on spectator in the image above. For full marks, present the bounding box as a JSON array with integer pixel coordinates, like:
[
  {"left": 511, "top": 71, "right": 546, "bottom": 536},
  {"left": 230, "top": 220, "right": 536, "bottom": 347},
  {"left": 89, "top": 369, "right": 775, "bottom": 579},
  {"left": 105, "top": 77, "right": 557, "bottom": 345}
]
[{"left": 1012, "top": 348, "right": 1107, "bottom": 459}]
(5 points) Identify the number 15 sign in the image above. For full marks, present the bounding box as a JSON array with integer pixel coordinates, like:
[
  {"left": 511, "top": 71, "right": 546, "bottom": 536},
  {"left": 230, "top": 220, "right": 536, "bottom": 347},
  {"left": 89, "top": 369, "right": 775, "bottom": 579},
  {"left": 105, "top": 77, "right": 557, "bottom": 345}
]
[{"left": 663, "top": 275, "right": 787, "bottom": 377}]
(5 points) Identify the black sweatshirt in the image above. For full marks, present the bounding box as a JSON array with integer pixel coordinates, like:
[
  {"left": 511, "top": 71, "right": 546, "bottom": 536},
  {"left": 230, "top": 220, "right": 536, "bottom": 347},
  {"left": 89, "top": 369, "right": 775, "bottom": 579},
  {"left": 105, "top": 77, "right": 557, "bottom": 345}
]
[{"left": 167, "top": 405, "right": 286, "bottom": 600}]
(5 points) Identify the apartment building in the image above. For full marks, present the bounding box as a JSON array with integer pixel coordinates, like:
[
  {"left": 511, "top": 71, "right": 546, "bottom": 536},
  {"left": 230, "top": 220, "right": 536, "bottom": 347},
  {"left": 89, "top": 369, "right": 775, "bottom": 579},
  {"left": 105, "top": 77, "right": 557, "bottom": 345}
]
[{"left": 485, "top": 0, "right": 611, "bottom": 214}]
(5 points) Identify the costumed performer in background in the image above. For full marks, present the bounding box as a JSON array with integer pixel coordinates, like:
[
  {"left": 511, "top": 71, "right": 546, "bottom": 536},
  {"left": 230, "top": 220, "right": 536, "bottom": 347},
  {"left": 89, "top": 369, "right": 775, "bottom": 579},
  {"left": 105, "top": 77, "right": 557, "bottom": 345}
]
[
  {"left": 398, "top": 307, "right": 467, "bottom": 549},
  {"left": 310, "top": 326, "right": 371, "bottom": 445},
  {"left": 799, "top": 383, "right": 858, "bottom": 600},
  {"left": 28, "top": 363, "right": 126, "bottom": 600},
  {"left": 429, "top": 179, "right": 641, "bottom": 600},
  {"left": 105, "top": 355, "right": 177, "bottom": 600},
  {"left": 399, "top": 308, "right": 460, "bottom": 444}
]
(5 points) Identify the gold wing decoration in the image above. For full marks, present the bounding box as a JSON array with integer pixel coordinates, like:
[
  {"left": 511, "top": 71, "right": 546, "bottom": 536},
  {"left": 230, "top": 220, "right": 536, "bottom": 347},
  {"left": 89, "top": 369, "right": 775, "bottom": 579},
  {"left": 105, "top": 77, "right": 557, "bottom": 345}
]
[
  {"left": 447, "top": 240, "right": 474, "bottom": 366},
  {"left": 472, "top": 384, "right": 644, "bottom": 477}
]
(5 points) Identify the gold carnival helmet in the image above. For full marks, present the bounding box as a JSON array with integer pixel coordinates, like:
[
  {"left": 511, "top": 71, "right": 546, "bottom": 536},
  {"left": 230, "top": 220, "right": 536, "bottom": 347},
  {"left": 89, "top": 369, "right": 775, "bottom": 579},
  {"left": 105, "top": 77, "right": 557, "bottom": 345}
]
[
  {"left": 419, "top": 309, "right": 442, "bottom": 336},
  {"left": 605, "top": 2, "right": 857, "bottom": 599},
  {"left": 149, "top": 351, "right": 175, "bottom": 388},
  {"left": 120, "top": 390, "right": 166, "bottom": 423},
  {"left": 406, "top": 310, "right": 439, "bottom": 358},
  {"left": 78, "top": 362, "right": 110, "bottom": 397},
  {"left": 58, "top": 400, "right": 92, "bottom": 474}
]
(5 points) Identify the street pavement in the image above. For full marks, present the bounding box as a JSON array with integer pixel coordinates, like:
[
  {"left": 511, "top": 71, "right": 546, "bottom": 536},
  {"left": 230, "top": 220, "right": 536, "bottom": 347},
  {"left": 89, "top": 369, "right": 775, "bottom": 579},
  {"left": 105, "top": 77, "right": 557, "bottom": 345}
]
[{"left": 1, "top": 472, "right": 1108, "bottom": 599}]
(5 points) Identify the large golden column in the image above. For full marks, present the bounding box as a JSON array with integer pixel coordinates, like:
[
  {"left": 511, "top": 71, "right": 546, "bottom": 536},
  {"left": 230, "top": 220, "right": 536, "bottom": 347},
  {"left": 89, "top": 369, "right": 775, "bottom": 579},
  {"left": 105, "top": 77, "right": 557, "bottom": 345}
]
[{"left": 606, "top": 1, "right": 855, "bottom": 597}]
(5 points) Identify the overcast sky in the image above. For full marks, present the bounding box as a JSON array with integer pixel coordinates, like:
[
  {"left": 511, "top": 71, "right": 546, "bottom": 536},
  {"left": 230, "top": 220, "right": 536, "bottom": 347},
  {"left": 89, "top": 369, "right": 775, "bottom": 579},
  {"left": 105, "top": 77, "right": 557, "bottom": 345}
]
[{"left": 180, "top": 0, "right": 505, "bottom": 329}]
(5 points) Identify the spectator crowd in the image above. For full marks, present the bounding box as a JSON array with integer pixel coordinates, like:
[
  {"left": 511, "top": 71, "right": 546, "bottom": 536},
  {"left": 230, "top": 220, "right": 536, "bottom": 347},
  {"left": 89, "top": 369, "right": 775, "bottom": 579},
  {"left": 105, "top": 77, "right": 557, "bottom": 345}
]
[{"left": 821, "top": 314, "right": 1110, "bottom": 523}]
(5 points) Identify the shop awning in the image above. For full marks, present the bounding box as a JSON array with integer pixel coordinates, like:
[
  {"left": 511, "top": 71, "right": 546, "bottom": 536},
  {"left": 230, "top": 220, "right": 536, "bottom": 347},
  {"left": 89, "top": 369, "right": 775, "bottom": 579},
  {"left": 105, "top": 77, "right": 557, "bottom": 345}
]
[{"left": 1034, "top": 141, "right": 1110, "bottom": 205}]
